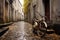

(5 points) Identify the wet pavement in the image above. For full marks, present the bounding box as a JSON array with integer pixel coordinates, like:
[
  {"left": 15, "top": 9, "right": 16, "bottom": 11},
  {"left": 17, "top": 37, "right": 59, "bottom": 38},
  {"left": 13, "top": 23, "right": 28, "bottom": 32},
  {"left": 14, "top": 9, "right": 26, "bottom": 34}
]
[{"left": 0, "top": 21, "right": 60, "bottom": 40}]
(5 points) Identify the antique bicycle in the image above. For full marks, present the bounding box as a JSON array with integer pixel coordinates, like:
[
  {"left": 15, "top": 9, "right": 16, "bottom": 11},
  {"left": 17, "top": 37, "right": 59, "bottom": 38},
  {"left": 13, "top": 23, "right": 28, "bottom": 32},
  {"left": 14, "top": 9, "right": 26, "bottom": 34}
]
[{"left": 32, "top": 15, "right": 48, "bottom": 37}]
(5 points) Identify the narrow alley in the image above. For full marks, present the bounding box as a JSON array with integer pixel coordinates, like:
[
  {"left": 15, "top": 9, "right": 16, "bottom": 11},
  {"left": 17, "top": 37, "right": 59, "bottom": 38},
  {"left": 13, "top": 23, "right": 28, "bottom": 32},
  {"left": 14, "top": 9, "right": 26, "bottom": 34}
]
[{"left": 0, "top": 0, "right": 60, "bottom": 40}]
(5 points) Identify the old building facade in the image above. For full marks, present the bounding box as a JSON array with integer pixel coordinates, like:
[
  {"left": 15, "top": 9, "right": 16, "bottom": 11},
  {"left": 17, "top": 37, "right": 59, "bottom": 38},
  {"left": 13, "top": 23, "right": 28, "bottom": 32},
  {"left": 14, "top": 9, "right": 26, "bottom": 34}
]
[
  {"left": 26, "top": 0, "right": 60, "bottom": 24},
  {"left": 50, "top": 0, "right": 60, "bottom": 24},
  {"left": 12, "top": 0, "right": 24, "bottom": 21},
  {"left": 26, "top": 0, "right": 45, "bottom": 24},
  {"left": 0, "top": 0, "right": 24, "bottom": 24}
]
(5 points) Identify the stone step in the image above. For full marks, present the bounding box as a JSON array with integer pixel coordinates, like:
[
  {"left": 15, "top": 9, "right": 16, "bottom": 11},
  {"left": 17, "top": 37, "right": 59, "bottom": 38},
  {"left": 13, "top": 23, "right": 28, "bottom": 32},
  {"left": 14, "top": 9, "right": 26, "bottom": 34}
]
[
  {"left": 40, "top": 29, "right": 54, "bottom": 32},
  {"left": 0, "top": 22, "right": 13, "bottom": 28},
  {"left": 0, "top": 27, "right": 9, "bottom": 37},
  {"left": 39, "top": 28, "right": 54, "bottom": 34},
  {"left": 47, "top": 29, "right": 54, "bottom": 32}
]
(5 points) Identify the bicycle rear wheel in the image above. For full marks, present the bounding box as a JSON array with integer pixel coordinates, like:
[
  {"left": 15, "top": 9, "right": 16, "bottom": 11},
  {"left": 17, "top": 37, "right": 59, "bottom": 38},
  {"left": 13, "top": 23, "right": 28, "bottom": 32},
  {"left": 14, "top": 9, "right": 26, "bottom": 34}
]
[{"left": 38, "top": 21, "right": 47, "bottom": 37}]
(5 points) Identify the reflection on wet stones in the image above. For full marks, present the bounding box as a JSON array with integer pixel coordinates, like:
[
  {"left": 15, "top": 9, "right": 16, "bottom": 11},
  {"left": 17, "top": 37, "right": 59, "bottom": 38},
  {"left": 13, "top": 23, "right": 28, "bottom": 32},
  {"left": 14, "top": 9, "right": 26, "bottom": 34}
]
[{"left": 1, "top": 21, "right": 60, "bottom": 40}]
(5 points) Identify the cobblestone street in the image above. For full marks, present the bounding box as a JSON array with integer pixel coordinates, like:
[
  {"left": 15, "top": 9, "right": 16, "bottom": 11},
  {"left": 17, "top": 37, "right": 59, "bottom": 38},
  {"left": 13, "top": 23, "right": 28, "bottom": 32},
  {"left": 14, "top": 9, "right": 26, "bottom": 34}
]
[
  {"left": 0, "top": 21, "right": 60, "bottom": 40},
  {"left": 0, "top": 0, "right": 60, "bottom": 40}
]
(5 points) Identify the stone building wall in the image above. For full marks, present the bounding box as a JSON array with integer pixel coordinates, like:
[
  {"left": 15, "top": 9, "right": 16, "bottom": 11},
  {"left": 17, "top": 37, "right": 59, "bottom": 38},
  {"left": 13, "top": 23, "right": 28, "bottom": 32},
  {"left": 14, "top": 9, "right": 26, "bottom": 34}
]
[
  {"left": 0, "top": 0, "right": 4, "bottom": 23},
  {"left": 0, "top": 0, "right": 24, "bottom": 24},
  {"left": 27, "top": 0, "right": 45, "bottom": 24},
  {"left": 51, "top": 0, "right": 60, "bottom": 24},
  {"left": 12, "top": 0, "right": 24, "bottom": 21}
]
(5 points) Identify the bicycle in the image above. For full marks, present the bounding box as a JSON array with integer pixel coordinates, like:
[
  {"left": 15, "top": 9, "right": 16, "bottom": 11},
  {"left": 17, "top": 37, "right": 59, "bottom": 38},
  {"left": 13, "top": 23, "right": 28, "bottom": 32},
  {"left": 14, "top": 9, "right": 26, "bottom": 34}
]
[{"left": 32, "top": 16, "right": 48, "bottom": 37}]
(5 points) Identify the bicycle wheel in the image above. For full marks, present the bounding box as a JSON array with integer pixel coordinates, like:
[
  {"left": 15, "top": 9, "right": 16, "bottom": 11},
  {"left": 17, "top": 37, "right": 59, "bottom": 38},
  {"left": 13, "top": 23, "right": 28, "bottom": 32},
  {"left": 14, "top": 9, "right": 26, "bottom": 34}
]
[{"left": 38, "top": 21, "right": 47, "bottom": 37}]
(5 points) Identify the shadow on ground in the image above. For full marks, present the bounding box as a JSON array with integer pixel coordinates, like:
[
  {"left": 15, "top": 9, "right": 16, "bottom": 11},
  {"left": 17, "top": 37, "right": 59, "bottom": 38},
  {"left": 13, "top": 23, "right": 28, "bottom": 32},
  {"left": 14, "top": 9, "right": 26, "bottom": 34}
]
[{"left": 52, "top": 24, "right": 60, "bottom": 35}]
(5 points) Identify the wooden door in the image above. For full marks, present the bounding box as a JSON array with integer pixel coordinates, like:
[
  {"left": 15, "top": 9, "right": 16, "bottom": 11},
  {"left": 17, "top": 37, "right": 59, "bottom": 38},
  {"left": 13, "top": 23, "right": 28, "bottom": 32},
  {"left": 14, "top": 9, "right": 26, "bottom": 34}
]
[{"left": 43, "top": 0, "right": 50, "bottom": 21}]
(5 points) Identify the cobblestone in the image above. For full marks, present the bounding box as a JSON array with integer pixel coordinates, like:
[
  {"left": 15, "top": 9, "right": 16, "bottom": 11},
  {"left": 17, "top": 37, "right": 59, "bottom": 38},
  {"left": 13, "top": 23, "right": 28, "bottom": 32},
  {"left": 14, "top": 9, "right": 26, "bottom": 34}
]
[{"left": 0, "top": 21, "right": 60, "bottom": 40}]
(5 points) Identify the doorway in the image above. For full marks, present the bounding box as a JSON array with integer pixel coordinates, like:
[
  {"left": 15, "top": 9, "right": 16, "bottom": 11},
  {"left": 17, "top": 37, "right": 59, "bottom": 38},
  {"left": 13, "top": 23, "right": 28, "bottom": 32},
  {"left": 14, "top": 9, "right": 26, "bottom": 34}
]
[{"left": 43, "top": 0, "right": 50, "bottom": 21}]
